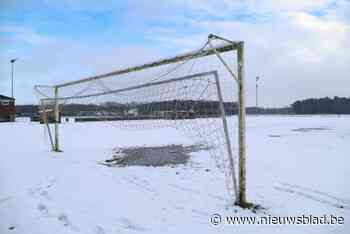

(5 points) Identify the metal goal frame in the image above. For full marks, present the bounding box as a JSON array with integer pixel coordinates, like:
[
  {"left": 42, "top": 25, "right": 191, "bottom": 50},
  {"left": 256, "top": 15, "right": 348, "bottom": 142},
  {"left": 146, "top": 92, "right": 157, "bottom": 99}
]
[{"left": 34, "top": 34, "right": 249, "bottom": 207}]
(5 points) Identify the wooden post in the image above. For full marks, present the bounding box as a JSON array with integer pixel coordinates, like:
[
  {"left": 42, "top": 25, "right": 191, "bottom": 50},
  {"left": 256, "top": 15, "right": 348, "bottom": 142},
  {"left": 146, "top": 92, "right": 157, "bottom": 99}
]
[
  {"left": 54, "top": 86, "right": 60, "bottom": 152},
  {"left": 237, "top": 42, "right": 247, "bottom": 206}
]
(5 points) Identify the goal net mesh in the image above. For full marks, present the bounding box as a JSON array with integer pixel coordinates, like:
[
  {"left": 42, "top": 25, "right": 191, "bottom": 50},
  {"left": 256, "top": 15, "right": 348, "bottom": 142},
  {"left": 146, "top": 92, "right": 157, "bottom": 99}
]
[{"left": 35, "top": 40, "right": 239, "bottom": 201}]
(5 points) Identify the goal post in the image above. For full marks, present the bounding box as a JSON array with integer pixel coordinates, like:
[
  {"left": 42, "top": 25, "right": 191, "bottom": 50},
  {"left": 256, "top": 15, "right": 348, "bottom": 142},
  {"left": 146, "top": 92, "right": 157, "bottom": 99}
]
[
  {"left": 213, "top": 72, "right": 239, "bottom": 200},
  {"left": 34, "top": 34, "right": 248, "bottom": 207},
  {"left": 54, "top": 86, "right": 60, "bottom": 152},
  {"left": 237, "top": 42, "right": 248, "bottom": 207}
]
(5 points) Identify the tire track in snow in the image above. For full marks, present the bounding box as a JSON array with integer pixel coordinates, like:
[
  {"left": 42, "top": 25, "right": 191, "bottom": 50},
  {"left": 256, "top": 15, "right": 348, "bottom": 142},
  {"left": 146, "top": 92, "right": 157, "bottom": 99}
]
[
  {"left": 274, "top": 182, "right": 350, "bottom": 210},
  {"left": 281, "top": 182, "right": 350, "bottom": 205},
  {"left": 168, "top": 183, "right": 226, "bottom": 202},
  {"left": 121, "top": 176, "right": 156, "bottom": 193}
]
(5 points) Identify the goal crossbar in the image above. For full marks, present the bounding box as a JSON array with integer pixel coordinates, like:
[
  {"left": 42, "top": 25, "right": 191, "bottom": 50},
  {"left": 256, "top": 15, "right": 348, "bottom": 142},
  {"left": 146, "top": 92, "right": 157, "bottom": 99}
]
[
  {"left": 55, "top": 42, "right": 238, "bottom": 88},
  {"left": 42, "top": 71, "right": 218, "bottom": 102}
]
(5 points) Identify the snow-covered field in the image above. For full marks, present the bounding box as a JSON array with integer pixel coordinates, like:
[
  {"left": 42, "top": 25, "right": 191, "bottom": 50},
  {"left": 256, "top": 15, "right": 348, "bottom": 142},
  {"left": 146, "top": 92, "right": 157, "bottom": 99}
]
[{"left": 1, "top": 116, "right": 349, "bottom": 234}]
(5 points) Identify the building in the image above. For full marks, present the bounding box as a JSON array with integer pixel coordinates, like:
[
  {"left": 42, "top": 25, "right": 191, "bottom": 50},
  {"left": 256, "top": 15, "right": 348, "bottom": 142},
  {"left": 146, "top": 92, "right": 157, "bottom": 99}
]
[
  {"left": 30, "top": 107, "right": 61, "bottom": 124},
  {"left": 0, "top": 95, "right": 15, "bottom": 122},
  {"left": 125, "top": 108, "right": 139, "bottom": 118}
]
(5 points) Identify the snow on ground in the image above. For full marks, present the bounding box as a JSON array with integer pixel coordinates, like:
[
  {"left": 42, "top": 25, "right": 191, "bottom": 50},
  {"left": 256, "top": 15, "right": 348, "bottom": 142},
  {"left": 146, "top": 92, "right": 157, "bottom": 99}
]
[{"left": 0, "top": 116, "right": 349, "bottom": 234}]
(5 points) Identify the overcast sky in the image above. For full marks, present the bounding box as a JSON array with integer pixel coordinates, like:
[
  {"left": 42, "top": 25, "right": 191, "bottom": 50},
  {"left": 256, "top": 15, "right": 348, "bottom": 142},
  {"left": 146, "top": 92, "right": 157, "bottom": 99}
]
[{"left": 1, "top": 0, "right": 349, "bottom": 106}]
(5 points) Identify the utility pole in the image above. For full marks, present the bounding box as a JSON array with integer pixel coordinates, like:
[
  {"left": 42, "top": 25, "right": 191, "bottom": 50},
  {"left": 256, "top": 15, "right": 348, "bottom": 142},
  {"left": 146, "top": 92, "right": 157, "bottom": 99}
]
[
  {"left": 10, "top": 59, "right": 17, "bottom": 98},
  {"left": 256, "top": 76, "right": 259, "bottom": 114}
]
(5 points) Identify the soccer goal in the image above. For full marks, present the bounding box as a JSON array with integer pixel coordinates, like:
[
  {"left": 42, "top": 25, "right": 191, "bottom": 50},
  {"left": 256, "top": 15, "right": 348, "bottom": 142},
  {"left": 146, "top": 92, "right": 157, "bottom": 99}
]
[{"left": 34, "top": 34, "right": 248, "bottom": 207}]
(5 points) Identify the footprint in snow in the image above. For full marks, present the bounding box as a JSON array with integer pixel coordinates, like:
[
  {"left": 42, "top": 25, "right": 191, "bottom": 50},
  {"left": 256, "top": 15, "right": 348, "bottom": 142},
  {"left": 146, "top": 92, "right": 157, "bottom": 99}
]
[
  {"left": 37, "top": 203, "right": 49, "bottom": 215},
  {"left": 0, "top": 196, "right": 12, "bottom": 206},
  {"left": 58, "top": 213, "right": 79, "bottom": 231},
  {"left": 94, "top": 226, "right": 106, "bottom": 234},
  {"left": 58, "top": 213, "right": 71, "bottom": 226},
  {"left": 119, "top": 217, "right": 146, "bottom": 232}
]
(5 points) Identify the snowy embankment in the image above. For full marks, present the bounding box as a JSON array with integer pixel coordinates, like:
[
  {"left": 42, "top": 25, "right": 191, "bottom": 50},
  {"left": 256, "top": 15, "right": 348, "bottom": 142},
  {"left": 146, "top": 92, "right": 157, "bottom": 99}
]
[{"left": 0, "top": 116, "right": 349, "bottom": 234}]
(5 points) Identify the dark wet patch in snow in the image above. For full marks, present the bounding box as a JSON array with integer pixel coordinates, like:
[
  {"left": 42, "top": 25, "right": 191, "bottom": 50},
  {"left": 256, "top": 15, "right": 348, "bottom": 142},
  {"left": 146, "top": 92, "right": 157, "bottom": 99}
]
[{"left": 100, "top": 144, "right": 208, "bottom": 167}]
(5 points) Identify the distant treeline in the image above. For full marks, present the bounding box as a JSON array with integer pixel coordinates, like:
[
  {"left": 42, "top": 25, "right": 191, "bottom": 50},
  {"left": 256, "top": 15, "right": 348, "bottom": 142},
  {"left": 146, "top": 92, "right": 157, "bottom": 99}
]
[
  {"left": 15, "top": 101, "right": 237, "bottom": 117},
  {"left": 292, "top": 97, "right": 350, "bottom": 114},
  {"left": 15, "top": 97, "right": 350, "bottom": 117},
  {"left": 137, "top": 100, "right": 237, "bottom": 116}
]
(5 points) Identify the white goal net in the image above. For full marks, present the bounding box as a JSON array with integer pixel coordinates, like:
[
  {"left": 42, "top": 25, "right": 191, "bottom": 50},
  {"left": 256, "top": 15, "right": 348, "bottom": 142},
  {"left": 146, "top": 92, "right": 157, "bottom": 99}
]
[{"left": 35, "top": 36, "right": 245, "bottom": 204}]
